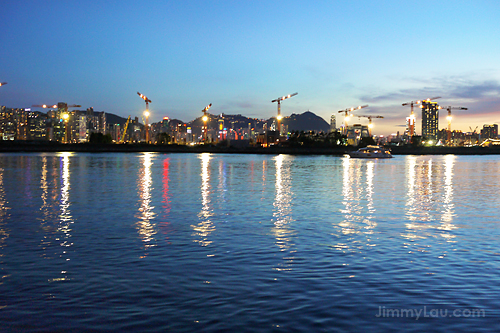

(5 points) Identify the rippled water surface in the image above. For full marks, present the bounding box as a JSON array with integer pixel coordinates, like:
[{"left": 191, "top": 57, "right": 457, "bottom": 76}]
[{"left": 0, "top": 152, "right": 499, "bottom": 332}]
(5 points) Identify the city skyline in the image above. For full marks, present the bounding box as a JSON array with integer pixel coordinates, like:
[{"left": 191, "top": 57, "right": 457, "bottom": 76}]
[{"left": 2, "top": 1, "right": 500, "bottom": 136}]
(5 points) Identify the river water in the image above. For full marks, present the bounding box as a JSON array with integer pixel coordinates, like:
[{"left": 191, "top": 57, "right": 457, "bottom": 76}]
[{"left": 0, "top": 152, "right": 498, "bottom": 332}]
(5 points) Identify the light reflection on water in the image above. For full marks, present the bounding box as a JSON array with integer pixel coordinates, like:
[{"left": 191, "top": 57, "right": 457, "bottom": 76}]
[
  {"left": 192, "top": 153, "right": 215, "bottom": 247},
  {"left": 271, "top": 155, "right": 296, "bottom": 273},
  {"left": 403, "top": 155, "right": 458, "bottom": 244},
  {"left": 49, "top": 153, "right": 74, "bottom": 282},
  {"left": 0, "top": 153, "right": 499, "bottom": 331},
  {"left": 340, "top": 158, "right": 378, "bottom": 253},
  {"left": 440, "top": 155, "right": 456, "bottom": 237},
  {"left": 136, "top": 153, "right": 157, "bottom": 253},
  {"left": 0, "top": 166, "right": 9, "bottom": 251}
]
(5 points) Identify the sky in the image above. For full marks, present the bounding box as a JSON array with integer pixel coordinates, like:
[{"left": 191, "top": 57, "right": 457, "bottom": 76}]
[{"left": 1, "top": 0, "right": 500, "bottom": 136}]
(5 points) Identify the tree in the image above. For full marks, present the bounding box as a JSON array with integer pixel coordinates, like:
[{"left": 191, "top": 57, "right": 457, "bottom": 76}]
[
  {"left": 410, "top": 135, "right": 423, "bottom": 147},
  {"left": 156, "top": 132, "right": 171, "bottom": 144},
  {"left": 89, "top": 132, "right": 112, "bottom": 144}
]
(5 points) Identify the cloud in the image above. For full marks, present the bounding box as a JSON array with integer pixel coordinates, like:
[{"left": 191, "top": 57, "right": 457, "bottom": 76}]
[
  {"left": 346, "top": 76, "right": 500, "bottom": 135},
  {"left": 446, "top": 80, "right": 500, "bottom": 100},
  {"left": 234, "top": 101, "right": 254, "bottom": 109},
  {"left": 360, "top": 76, "right": 500, "bottom": 109}
]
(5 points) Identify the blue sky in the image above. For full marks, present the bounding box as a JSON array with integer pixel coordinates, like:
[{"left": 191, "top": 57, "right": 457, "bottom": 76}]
[{"left": 2, "top": 0, "right": 500, "bottom": 135}]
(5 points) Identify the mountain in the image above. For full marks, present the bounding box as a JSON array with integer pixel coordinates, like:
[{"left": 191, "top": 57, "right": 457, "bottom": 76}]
[
  {"left": 104, "top": 112, "right": 128, "bottom": 125},
  {"left": 282, "top": 111, "right": 330, "bottom": 132},
  {"left": 101, "top": 110, "right": 329, "bottom": 132}
]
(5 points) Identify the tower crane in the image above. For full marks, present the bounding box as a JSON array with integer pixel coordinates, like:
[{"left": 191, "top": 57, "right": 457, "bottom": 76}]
[
  {"left": 120, "top": 116, "right": 131, "bottom": 143},
  {"left": 338, "top": 105, "right": 368, "bottom": 131},
  {"left": 271, "top": 92, "right": 297, "bottom": 134},
  {"left": 137, "top": 92, "right": 151, "bottom": 143},
  {"left": 468, "top": 126, "right": 479, "bottom": 145},
  {"left": 201, "top": 103, "right": 212, "bottom": 142},
  {"left": 32, "top": 104, "right": 57, "bottom": 109},
  {"left": 402, "top": 97, "right": 440, "bottom": 137},
  {"left": 438, "top": 106, "right": 467, "bottom": 144},
  {"left": 358, "top": 115, "right": 383, "bottom": 136},
  {"left": 202, "top": 103, "right": 212, "bottom": 116},
  {"left": 32, "top": 103, "right": 81, "bottom": 109}
]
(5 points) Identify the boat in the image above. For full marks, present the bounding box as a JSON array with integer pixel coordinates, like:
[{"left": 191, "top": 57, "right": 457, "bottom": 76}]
[{"left": 348, "top": 145, "right": 393, "bottom": 158}]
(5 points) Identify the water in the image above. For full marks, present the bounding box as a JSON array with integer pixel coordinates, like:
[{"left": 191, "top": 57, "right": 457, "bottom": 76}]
[{"left": 0, "top": 152, "right": 499, "bottom": 332}]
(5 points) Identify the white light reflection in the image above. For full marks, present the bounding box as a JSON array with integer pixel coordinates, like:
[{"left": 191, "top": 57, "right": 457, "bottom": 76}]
[
  {"left": 192, "top": 153, "right": 215, "bottom": 246},
  {"left": 39, "top": 156, "right": 50, "bottom": 253},
  {"left": 272, "top": 155, "right": 295, "bottom": 271},
  {"left": 403, "top": 156, "right": 455, "bottom": 246},
  {"left": 405, "top": 156, "right": 417, "bottom": 223},
  {"left": 338, "top": 157, "right": 378, "bottom": 253},
  {"left": 261, "top": 159, "right": 268, "bottom": 200},
  {"left": 0, "top": 166, "right": 10, "bottom": 251},
  {"left": 404, "top": 157, "right": 435, "bottom": 237},
  {"left": 364, "top": 161, "right": 377, "bottom": 232},
  {"left": 217, "top": 159, "right": 227, "bottom": 204},
  {"left": 51, "top": 152, "right": 74, "bottom": 282},
  {"left": 403, "top": 156, "right": 434, "bottom": 241},
  {"left": 39, "top": 156, "right": 61, "bottom": 261},
  {"left": 340, "top": 157, "right": 362, "bottom": 236},
  {"left": 439, "top": 155, "right": 456, "bottom": 239},
  {"left": 136, "top": 153, "right": 157, "bottom": 254}
]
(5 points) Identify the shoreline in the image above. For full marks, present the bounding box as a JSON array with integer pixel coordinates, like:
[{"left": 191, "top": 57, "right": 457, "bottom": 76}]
[{"left": 1, "top": 141, "right": 500, "bottom": 155}]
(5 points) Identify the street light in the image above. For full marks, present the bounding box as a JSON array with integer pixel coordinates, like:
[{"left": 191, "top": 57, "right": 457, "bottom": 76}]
[
  {"left": 62, "top": 113, "right": 70, "bottom": 143},
  {"left": 0, "top": 82, "right": 7, "bottom": 87}
]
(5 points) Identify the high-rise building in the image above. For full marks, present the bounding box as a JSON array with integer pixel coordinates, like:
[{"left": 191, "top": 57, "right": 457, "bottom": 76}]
[
  {"left": 27, "top": 111, "right": 48, "bottom": 140},
  {"left": 15, "top": 108, "right": 28, "bottom": 140},
  {"left": 421, "top": 101, "right": 439, "bottom": 141},
  {"left": 481, "top": 124, "right": 498, "bottom": 139},
  {"left": 99, "top": 111, "right": 106, "bottom": 134},
  {"left": 330, "top": 114, "right": 336, "bottom": 132}
]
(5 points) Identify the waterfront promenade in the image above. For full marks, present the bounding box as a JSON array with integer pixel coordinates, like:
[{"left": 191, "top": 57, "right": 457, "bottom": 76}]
[
  {"left": 0, "top": 141, "right": 500, "bottom": 156},
  {"left": 1, "top": 140, "right": 500, "bottom": 155}
]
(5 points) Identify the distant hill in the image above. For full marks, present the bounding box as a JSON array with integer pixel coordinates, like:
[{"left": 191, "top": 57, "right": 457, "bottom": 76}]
[
  {"left": 104, "top": 112, "right": 128, "bottom": 125},
  {"left": 101, "top": 110, "right": 329, "bottom": 132},
  {"left": 282, "top": 111, "right": 330, "bottom": 132}
]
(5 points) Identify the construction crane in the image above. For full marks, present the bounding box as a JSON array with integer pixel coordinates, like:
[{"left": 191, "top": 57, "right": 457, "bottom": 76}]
[
  {"left": 137, "top": 92, "right": 151, "bottom": 143},
  {"left": 358, "top": 115, "right": 383, "bottom": 136},
  {"left": 32, "top": 104, "right": 57, "bottom": 109},
  {"left": 271, "top": 92, "right": 297, "bottom": 134},
  {"left": 120, "top": 116, "right": 131, "bottom": 143},
  {"left": 468, "top": 126, "right": 479, "bottom": 145},
  {"left": 338, "top": 105, "right": 368, "bottom": 131},
  {"left": 201, "top": 103, "right": 212, "bottom": 116},
  {"left": 402, "top": 97, "right": 440, "bottom": 137},
  {"left": 0, "top": 82, "right": 7, "bottom": 87},
  {"left": 32, "top": 103, "right": 81, "bottom": 109},
  {"left": 438, "top": 106, "right": 468, "bottom": 144},
  {"left": 201, "top": 103, "right": 212, "bottom": 142}
]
